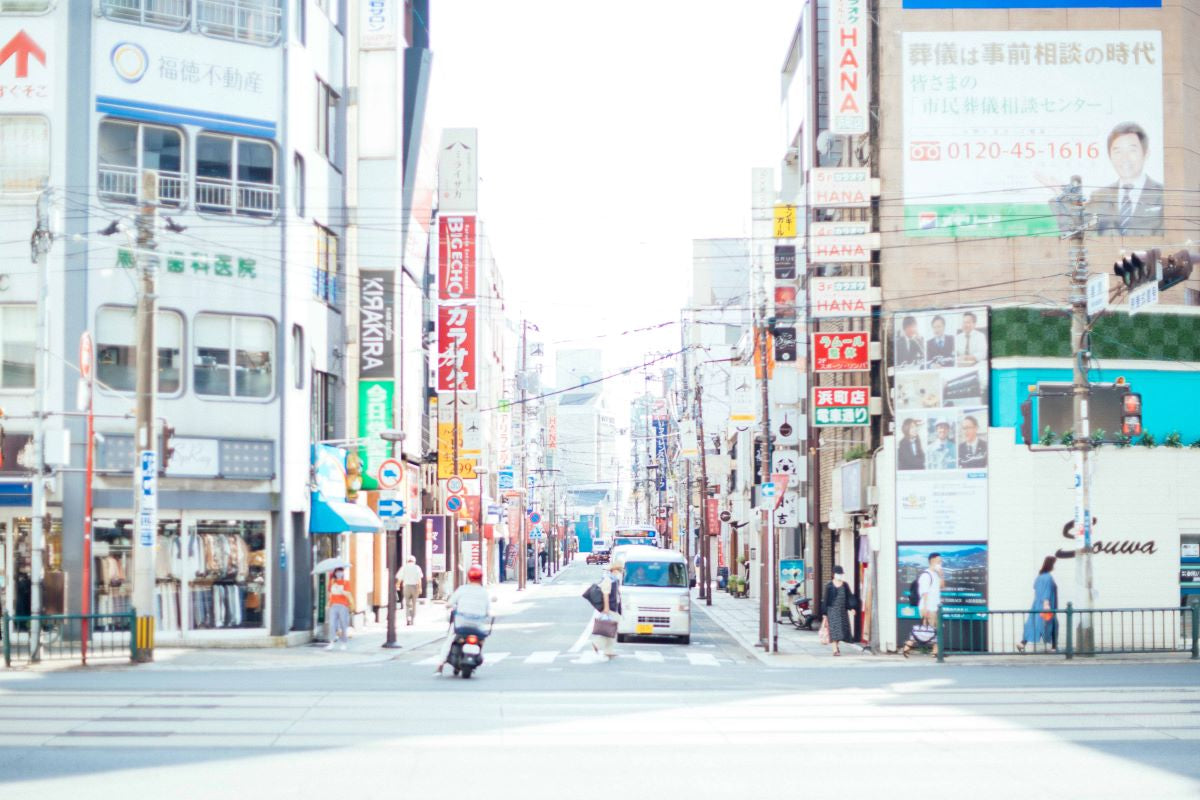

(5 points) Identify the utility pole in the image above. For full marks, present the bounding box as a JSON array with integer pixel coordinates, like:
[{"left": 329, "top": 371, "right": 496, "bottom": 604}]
[
  {"left": 1065, "top": 174, "right": 1095, "bottom": 653},
  {"left": 518, "top": 320, "right": 528, "bottom": 591},
  {"left": 758, "top": 319, "right": 772, "bottom": 649},
  {"left": 132, "top": 170, "right": 159, "bottom": 662},
  {"left": 28, "top": 187, "right": 52, "bottom": 661},
  {"left": 694, "top": 380, "right": 712, "bottom": 607},
  {"left": 451, "top": 340, "right": 460, "bottom": 591}
]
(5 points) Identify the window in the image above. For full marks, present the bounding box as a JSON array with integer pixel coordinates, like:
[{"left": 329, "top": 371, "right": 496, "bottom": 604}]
[
  {"left": 98, "top": 120, "right": 185, "bottom": 206},
  {"left": 291, "top": 325, "right": 304, "bottom": 389},
  {"left": 195, "top": 133, "right": 277, "bottom": 217},
  {"left": 188, "top": 520, "right": 266, "bottom": 630},
  {"left": 194, "top": 313, "right": 274, "bottom": 399},
  {"left": 197, "top": 0, "right": 281, "bottom": 45},
  {"left": 292, "top": 152, "right": 305, "bottom": 217},
  {"left": 622, "top": 561, "right": 689, "bottom": 588},
  {"left": 0, "top": 116, "right": 48, "bottom": 195},
  {"left": 0, "top": 1, "right": 50, "bottom": 11},
  {"left": 316, "top": 79, "right": 338, "bottom": 162},
  {"left": 100, "top": 0, "right": 190, "bottom": 29},
  {"left": 313, "top": 224, "right": 339, "bottom": 304},
  {"left": 0, "top": 305, "right": 34, "bottom": 389},
  {"left": 95, "top": 306, "right": 183, "bottom": 394},
  {"left": 311, "top": 370, "right": 337, "bottom": 442}
]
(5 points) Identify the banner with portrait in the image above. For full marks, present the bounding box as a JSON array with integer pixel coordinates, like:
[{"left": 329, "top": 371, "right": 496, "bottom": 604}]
[
  {"left": 902, "top": 30, "right": 1163, "bottom": 237},
  {"left": 893, "top": 308, "right": 989, "bottom": 542}
]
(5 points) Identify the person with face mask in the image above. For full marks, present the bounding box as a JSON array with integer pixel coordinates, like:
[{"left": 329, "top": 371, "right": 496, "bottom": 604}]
[
  {"left": 820, "top": 566, "right": 863, "bottom": 656},
  {"left": 325, "top": 567, "right": 352, "bottom": 651}
]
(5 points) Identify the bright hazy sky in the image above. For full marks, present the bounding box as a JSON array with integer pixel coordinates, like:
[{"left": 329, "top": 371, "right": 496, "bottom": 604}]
[{"left": 431, "top": 0, "right": 798, "bottom": 485}]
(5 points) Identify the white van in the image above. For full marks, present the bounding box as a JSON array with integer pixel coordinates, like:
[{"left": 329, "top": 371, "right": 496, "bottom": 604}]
[{"left": 612, "top": 545, "right": 691, "bottom": 644}]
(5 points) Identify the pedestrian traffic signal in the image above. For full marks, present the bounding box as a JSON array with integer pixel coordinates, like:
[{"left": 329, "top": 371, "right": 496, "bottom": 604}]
[
  {"left": 1113, "top": 249, "right": 1160, "bottom": 288},
  {"left": 1121, "top": 392, "right": 1143, "bottom": 437},
  {"left": 345, "top": 451, "right": 364, "bottom": 501},
  {"left": 1160, "top": 248, "right": 1198, "bottom": 292}
]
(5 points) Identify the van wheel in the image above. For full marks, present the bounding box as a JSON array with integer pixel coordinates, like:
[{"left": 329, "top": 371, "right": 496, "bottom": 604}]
[{"left": 678, "top": 635, "right": 691, "bottom": 645}]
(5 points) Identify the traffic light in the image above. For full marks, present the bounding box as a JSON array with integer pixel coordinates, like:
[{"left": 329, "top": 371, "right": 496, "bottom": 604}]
[
  {"left": 345, "top": 451, "right": 363, "bottom": 501},
  {"left": 1121, "top": 392, "right": 1143, "bottom": 438},
  {"left": 161, "top": 422, "right": 176, "bottom": 473},
  {"left": 1160, "top": 248, "right": 1198, "bottom": 292},
  {"left": 1113, "top": 249, "right": 1160, "bottom": 288}
]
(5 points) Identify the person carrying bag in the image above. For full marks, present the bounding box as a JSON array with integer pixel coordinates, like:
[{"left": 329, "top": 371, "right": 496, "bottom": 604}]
[{"left": 586, "top": 561, "right": 624, "bottom": 659}]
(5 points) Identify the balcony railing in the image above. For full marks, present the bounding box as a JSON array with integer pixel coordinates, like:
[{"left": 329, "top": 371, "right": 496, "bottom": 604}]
[
  {"left": 195, "top": 176, "right": 278, "bottom": 217},
  {"left": 196, "top": 0, "right": 281, "bottom": 45},
  {"left": 98, "top": 165, "right": 187, "bottom": 207},
  {"left": 100, "top": 0, "right": 190, "bottom": 30}
]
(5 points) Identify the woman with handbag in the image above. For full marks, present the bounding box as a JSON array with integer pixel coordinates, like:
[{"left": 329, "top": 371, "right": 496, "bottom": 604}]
[
  {"left": 590, "top": 561, "right": 624, "bottom": 660},
  {"left": 820, "top": 566, "right": 859, "bottom": 656},
  {"left": 1018, "top": 556, "right": 1059, "bottom": 653}
]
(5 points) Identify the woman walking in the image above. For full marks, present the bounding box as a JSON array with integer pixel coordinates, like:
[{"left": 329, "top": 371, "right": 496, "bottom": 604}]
[
  {"left": 1018, "top": 556, "right": 1059, "bottom": 653},
  {"left": 821, "top": 566, "right": 859, "bottom": 656},
  {"left": 325, "top": 567, "right": 352, "bottom": 651},
  {"left": 590, "top": 561, "right": 624, "bottom": 660}
]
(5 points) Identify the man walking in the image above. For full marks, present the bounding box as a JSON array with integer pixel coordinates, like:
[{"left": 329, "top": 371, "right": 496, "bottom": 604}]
[{"left": 397, "top": 555, "right": 424, "bottom": 626}]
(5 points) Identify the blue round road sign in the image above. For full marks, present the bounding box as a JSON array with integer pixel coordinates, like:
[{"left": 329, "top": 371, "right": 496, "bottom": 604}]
[
  {"left": 529, "top": 511, "right": 542, "bottom": 525},
  {"left": 446, "top": 495, "right": 464, "bottom": 513}
]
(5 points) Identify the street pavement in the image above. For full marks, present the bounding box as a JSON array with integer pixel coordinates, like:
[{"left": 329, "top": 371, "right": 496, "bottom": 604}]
[{"left": 1, "top": 557, "right": 1197, "bottom": 798}]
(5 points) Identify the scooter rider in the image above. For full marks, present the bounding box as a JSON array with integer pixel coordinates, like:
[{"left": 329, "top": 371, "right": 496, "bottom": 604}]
[{"left": 435, "top": 564, "right": 491, "bottom": 675}]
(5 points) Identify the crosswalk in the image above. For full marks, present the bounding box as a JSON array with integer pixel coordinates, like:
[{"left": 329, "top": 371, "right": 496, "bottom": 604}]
[{"left": 410, "top": 649, "right": 735, "bottom": 669}]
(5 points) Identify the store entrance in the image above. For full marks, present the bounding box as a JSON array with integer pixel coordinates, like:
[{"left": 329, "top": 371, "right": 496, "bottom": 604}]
[{"left": 1, "top": 516, "right": 66, "bottom": 624}]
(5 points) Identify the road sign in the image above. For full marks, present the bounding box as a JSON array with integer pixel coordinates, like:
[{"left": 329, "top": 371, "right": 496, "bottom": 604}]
[
  {"left": 528, "top": 511, "right": 542, "bottom": 525},
  {"left": 530, "top": 528, "right": 544, "bottom": 540},
  {"left": 1086, "top": 273, "right": 1110, "bottom": 317},
  {"left": 79, "top": 331, "right": 93, "bottom": 379},
  {"left": 445, "top": 495, "right": 464, "bottom": 513},
  {"left": 1129, "top": 281, "right": 1159, "bottom": 315},
  {"left": 719, "top": 510, "right": 732, "bottom": 523},
  {"left": 377, "top": 458, "right": 403, "bottom": 489},
  {"left": 498, "top": 466, "right": 514, "bottom": 489},
  {"left": 446, "top": 476, "right": 465, "bottom": 494},
  {"left": 138, "top": 450, "right": 157, "bottom": 547},
  {"left": 378, "top": 498, "right": 405, "bottom": 518},
  {"left": 761, "top": 481, "right": 776, "bottom": 498}
]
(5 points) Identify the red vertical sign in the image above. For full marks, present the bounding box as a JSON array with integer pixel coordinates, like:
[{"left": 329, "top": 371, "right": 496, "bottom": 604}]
[
  {"left": 705, "top": 498, "right": 720, "bottom": 536},
  {"left": 437, "top": 303, "right": 477, "bottom": 391},
  {"left": 438, "top": 215, "right": 476, "bottom": 300}
]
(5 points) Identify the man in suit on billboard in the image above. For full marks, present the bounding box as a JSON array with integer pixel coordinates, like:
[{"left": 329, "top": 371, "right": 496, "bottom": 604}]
[
  {"left": 895, "top": 316, "right": 925, "bottom": 369},
  {"left": 958, "top": 415, "right": 988, "bottom": 469},
  {"left": 925, "top": 315, "right": 955, "bottom": 368},
  {"left": 1090, "top": 122, "right": 1164, "bottom": 237}
]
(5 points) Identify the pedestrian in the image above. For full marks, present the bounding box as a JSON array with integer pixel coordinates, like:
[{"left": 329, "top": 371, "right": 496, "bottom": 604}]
[
  {"left": 1018, "top": 556, "right": 1059, "bottom": 653},
  {"left": 901, "top": 552, "right": 944, "bottom": 658},
  {"left": 325, "top": 567, "right": 352, "bottom": 651},
  {"left": 539, "top": 548, "right": 548, "bottom": 575},
  {"left": 589, "top": 561, "right": 624, "bottom": 660},
  {"left": 820, "top": 566, "right": 862, "bottom": 656},
  {"left": 397, "top": 555, "right": 424, "bottom": 626}
]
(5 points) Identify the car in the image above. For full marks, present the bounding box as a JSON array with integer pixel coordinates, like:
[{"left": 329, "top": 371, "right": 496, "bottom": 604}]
[
  {"left": 586, "top": 549, "right": 610, "bottom": 565},
  {"left": 613, "top": 545, "right": 692, "bottom": 644}
]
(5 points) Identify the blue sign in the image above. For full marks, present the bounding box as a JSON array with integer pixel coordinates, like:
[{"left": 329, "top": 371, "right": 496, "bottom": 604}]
[
  {"left": 530, "top": 527, "right": 544, "bottom": 540},
  {"left": 498, "top": 466, "right": 514, "bottom": 490},
  {"left": 653, "top": 418, "right": 668, "bottom": 491},
  {"left": 446, "top": 495, "right": 463, "bottom": 513},
  {"left": 378, "top": 499, "right": 405, "bottom": 518},
  {"left": 529, "top": 511, "right": 542, "bottom": 525},
  {"left": 904, "top": 0, "right": 1157, "bottom": 6}
]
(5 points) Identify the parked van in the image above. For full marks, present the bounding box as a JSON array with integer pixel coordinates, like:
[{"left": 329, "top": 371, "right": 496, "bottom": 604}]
[{"left": 612, "top": 545, "right": 692, "bottom": 644}]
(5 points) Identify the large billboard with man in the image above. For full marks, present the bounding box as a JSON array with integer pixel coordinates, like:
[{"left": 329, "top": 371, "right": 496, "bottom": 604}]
[{"left": 902, "top": 31, "right": 1163, "bottom": 237}]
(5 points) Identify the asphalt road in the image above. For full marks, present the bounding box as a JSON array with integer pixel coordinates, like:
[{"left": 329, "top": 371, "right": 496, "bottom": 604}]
[{"left": 1, "top": 560, "right": 1197, "bottom": 798}]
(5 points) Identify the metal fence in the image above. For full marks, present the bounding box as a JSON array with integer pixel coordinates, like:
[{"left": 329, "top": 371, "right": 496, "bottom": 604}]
[
  {"left": 3, "top": 611, "right": 137, "bottom": 667},
  {"left": 935, "top": 603, "right": 1199, "bottom": 661}
]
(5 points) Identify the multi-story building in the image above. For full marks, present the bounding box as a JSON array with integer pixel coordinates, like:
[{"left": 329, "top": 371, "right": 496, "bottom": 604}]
[{"left": 0, "top": 1, "right": 432, "bottom": 646}]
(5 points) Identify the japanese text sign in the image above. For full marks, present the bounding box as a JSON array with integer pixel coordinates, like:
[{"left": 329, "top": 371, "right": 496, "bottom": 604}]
[
  {"left": 438, "top": 215, "right": 476, "bottom": 300},
  {"left": 437, "top": 304, "right": 477, "bottom": 391},
  {"left": 813, "top": 387, "right": 870, "bottom": 427},
  {"left": 813, "top": 332, "right": 870, "bottom": 372}
]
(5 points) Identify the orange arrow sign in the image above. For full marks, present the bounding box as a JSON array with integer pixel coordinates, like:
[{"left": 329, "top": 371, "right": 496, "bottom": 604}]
[{"left": 0, "top": 30, "right": 46, "bottom": 79}]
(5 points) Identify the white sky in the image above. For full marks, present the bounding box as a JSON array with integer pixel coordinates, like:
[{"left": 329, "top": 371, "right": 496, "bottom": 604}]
[{"left": 430, "top": 0, "right": 799, "bottom": 489}]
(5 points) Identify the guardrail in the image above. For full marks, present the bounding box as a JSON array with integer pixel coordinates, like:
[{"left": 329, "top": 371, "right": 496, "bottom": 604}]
[
  {"left": 3, "top": 610, "right": 137, "bottom": 667},
  {"left": 935, "top": 603, "right": 1199, "bottom": 662}
]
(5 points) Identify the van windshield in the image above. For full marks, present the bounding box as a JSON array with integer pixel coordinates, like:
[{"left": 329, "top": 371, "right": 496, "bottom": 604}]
[{"left": 622, "top": 561, "right": 688, "bottom": 588}]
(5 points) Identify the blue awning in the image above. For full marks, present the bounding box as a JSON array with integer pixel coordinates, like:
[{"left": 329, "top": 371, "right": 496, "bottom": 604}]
[{"left": 310, "top": 493, "right": 383, "bottom": 534}]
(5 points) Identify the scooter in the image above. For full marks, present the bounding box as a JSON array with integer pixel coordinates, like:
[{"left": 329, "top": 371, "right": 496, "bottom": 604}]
[
  {"left": 446, "top": 617, "right": 494, "bottom": 679},
  {"left": 785, "top": 586, "right": 818, "bottom": 630}
]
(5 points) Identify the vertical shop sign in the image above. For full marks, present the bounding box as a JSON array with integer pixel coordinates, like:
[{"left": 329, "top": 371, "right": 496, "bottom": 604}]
[
  {"left": 829, "top": 0, "right": 869, "bottom": 135},
  {"left": 438, "top": 215, "right": 476, "bottom": 300},
  {"left": 357, "top": 379, "right": 394, "bottom": 490},
  {"left": 436, "top": 303, "right": 477, "bottom": 391},
  {"left": 359, "top": 270, "right": 394, "bottom": 378}
]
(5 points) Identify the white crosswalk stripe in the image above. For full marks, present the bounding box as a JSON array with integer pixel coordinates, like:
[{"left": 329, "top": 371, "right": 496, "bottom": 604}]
[
  {"left": 634, "top": 651, "right": 665, "bottom": 664},
  {"left": 686, "top": 652, "right": 720, "bottom": 667},
  {"left": 415, "top": 655, "right": 442, "bottom": 666},
  {"left": 482, "top": 651, "right": 510, "bottom": 666},
  {"left": 409, "top": 649, "right": 731, "bottom": 668},
  {"left": 524, "top": 650, "right": 558, "bottom": 664}
]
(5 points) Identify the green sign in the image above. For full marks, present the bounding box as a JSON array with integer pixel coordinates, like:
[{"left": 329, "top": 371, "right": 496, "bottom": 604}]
[
  {"left": 813, "top": 406, "right": 869, "bottom": 426},
  {"left": 118, "top": 248, "right": 258, "bottom": 279},
  {"left": 357, "top": 379, "right": 394, "bottom": 490}
]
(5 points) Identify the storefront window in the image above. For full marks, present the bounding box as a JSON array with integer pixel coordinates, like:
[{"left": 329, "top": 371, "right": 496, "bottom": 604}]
[
  {"left": 92, "top": 519, "right": 133, "bottom": 627},
  {"left": 187, "top": 520, "right": 266, "bottom": 629},
  {"left": 155, "top": 520, "right": 184, "bottom": 631}
]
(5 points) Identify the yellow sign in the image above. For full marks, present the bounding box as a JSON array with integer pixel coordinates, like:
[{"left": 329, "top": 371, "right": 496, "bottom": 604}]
[
  {"left": 773, "top": 205, "right": 797, "bottom": 238},
  {"left": 437, "top": 423, "right": 476, "bottom": 479}
]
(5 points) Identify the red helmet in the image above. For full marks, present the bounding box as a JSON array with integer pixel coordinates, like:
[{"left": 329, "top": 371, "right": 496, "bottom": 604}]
[{"left": 467, "top": 564, "right": 483, "bottom": 583}]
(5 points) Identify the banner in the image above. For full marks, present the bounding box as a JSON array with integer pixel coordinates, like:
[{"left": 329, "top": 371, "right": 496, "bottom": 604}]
[
  {"left": 814, "top": 331, "right": 869, "bottom": 372},
  {"left": 357, "top": 379, "right": 393, "bottom": 490},
  {"left": 358, "top": 271, "right": 394, "bottom": 379},
  {"left": 436, "top": 303, "right": 477, "bottom": 391},
  {"left": 829, "top": 0, "right": 869, "bottom": 135},
  {"left": 902, "top": 31, "right": 1163, "bottom": 237},
  {"left": 438, "top": 215, "right": 476, "bottom": 300},
  {"left": 893, "top": 308, "right": 989, "bottom": 542},
  {"left": 811, "top": 277, "right": 875, "bottom": 318},
  {"left": 653, "top": 418, "right": 668, "bottom": 492}
]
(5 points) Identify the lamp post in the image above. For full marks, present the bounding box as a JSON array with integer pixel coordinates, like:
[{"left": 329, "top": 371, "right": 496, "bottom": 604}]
[
  {"left": 473, "top": 468, "right": 489, "bottom": 582},
  {"left": 379, "top": 429, "right": 405, "bottom": 650}
]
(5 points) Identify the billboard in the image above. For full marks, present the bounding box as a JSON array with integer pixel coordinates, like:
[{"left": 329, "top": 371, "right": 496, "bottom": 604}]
[
  {"left": 813, "top": 332, "right": 869, "bottom": 372},
  {"left": 357, "top": 380, "right": 394, "bottom": 491},
  {"left": 437, "top": 215, "right": 477, "bottom": 300},
  {"left": 893, "top": 308, "right": 989, "bottom": 542},
  {"left": 902, "top": 31, "right": 1163, "bottom": 237},
  {"left": 358, "top": 271, "right": 394, "bottom": 379},
  {"left": 829, "top": 0, "right": 869, "bottom": 135},
  {"left": 896, "top": 542, "right": 988, "bottom": 649},
  {"left": 436, "top": 303, "right": 477, "bottom": 391}
]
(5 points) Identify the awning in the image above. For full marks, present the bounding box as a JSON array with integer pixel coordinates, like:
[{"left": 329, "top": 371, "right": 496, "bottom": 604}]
[{"left": 309, "top": 493, "right": 384, "bottom": 534}]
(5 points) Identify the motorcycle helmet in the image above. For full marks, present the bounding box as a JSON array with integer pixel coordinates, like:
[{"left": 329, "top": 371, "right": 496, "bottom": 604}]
[{"left": 467, "top": 564, "right": 484, "bottom": 583}]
